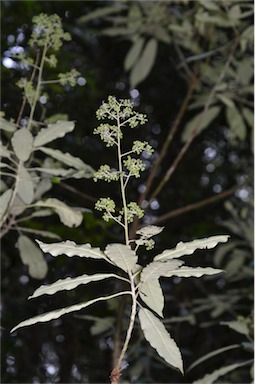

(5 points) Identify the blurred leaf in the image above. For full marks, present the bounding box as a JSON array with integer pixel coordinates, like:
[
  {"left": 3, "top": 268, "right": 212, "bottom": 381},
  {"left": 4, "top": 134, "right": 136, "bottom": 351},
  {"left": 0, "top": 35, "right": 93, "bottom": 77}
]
[
  {"left": 139, "top": 279, "right": 164, "bottom": 317},
  {"left": 18, "top": 227, "right": 61, "bottom": 240},
  {"left": 130, "top": 38, "right": 158, "bottom": 88},
  {"left": 9, "top": 195, "right": 26, "bottom": 216},
  {"left": 226, "top": 105, "right": 246, "bottom": 141},
  {"left": 136, "top": 225, "right": 164, "bottom": 239},
  {"left": 37, "top": 147, "right": 94, "bottom": 176},
  {"left": 0, "top": 189, "right": 12, "bottom": 221},
  {"left": 31, "top": 167, "right": 73, "bottom": 176},
  {"left": 216, "top": 94, "right": 235, "bottom": 108},
  {"left": 196, "top": 0, "right": 220, "bottom": 11},
  {"left": 124, "top": 37, "right": 145, "bottom": 71},
  {"left": 11, "top": 291, "right": 130, "bottom": 333},
  {"left": 154, "top": 25, "right": 171, "bottom": 44},
  {"left": 29, "top": 273, "right": 126, "bottom": 298},
  {"left": 77, "top": 6, "right": 125, "bottom": 24},
  {"left": 102, "top": 27, "right": 134, "bottom": 36},
  {"left": 155, "top": 235, "right": 229, "bottom": 261},
  {"left": 221, "top": 320, "right": 250, "bottom": 336},
  {"left": 11, "top": 128, "right": 33, "bottom": 161},
  {"left": 182, "top": 106, "right": 221, "bottom": 142},
  {"left": 0, "top": 117, "right": 17, "bottom": 132},
  {"left": 16, "top": 164, "right": 34, "bottom": 204},
  {"left": 34, "top": 198, "right": 82, "bottom": 227},
  {"left": 214, "top": 240, "right": 243, "bottom": 266},
  {"left": 17, "top": 235, "right": 48, "bottom": 279},
  {"left": 34, "top": 120, "right": 75, "bottom": 147},
  {"left": 242, "top": 107, "right": 253, "bottom": 129},
  {"left": 105, "top": 243, "right": 137, "bottom": 272},
  {"left": 224, "top": 252, "right": 246, "bottom": 278},
  {"left": 139, "top": 307, "right": 184, "bottom": 374}
]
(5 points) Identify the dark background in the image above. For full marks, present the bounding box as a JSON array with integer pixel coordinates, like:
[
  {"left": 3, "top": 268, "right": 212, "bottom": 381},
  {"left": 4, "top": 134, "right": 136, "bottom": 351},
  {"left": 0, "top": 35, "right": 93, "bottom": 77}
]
[{"left": 1, "top": 1, "right": 253, "bottom": 383}]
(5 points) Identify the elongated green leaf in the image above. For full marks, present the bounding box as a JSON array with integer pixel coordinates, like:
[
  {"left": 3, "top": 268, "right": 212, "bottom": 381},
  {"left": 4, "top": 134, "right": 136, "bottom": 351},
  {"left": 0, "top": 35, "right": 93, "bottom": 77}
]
[
  {"left": 0, "top": 117, "right": 17, "bottom": 132},
  {"left": 141, "top": 260, "right": 183, "bottom": 282},
  {"left": 160, "top": 266, "right": 224, "bottom": 278},
  {"left": 31, "top": 167, "right": 73, "bottom": 177},
  {"left": 17, "top": 235, "right": 48, "bottom": 279},
  {"left": 130, "top": 38, "right": 158, "bottom": 88},
  {"left": 11, "top": 128, "right": 33, "bottom": 161},
  {"left": 105, "top": 243, "right": 138, "bottom": 272},
  {"left": 193, "top": 360, "right": 253, "bottom": 384},
  {"left": 139, "top": 307, "right": 184, "bottom": 374},
  {"left": 34, "top": 198, "right": 82, "bottom": 227},
  {"left": 77, "top": 5, "right": 126, "bottom": 24},
  {"left": 226, "top": 106, "right": 246, "bottom": 141},
  {"left": 242, "top": 107, "right": 253, "bottom": 129},
  {"left": 221, "top": 320, "right": 250, "bottom": 336},
  {"left": 34, "top": 120, "right": 75, "bottom": 147},
  {"left": 29, "top": 273, "right": 128, "bottom": 299},
  {"left": 124, "top": 37, "right": 145, "bottom": 71},
  {"left": 154, "top": 235, "right": 230, "bottom": 262},
  {"left": 37, "top": 147, "right": 94, "bottom": 176},
  {"left": 139, "top": 279, "right": 164, "bottom": 317},
  {"left": 0, "top": 189, "right": 12, "bottom": 221},
  {"left": 16, "top": 165, "right": 34, "bottom": 204},
  {"left": 188, "top": 344, "right": 240, "bottom": 372},
  {"left": 18, "top": 227, "right": 61, "bottom": 240},
  {"left": 36, "top": 239, "right": 108, "bottom": 261},
  {"left": 11, "top": 291, "right": 131, "bottom": 333},
  {"left": 181, "top": 106, "right": 221, "bottom": 142}
]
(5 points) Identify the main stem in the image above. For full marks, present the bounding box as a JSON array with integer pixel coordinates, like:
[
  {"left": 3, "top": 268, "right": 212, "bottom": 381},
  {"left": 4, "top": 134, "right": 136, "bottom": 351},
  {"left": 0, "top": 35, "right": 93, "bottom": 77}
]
[{"left": 110, "top": 115, "right": 137, "bottom": 384}]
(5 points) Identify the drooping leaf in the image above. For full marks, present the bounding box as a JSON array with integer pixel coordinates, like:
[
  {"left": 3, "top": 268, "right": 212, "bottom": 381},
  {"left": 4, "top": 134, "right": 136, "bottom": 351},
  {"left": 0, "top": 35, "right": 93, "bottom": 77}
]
[
  {"left": 193, "top": 361, "right": 253, "bottom": 384},
  {"left": 242, "top": 107, "right": 253, "bottom": 129},
  {"left": 36, "top": 239, "right": 108, "bottom": 261},
  {"left": 29, "top": 272, "right": 128, "bottom": 299},
  {"left": 18, "top": 227, "right": 61, "bottom": 240},
  {"left": 124, "top": 37, "right": 145, "bottom": 71},
  {"left": 136, "top": 225, "right": 164, "bottom": 239},
  {"left": 11, "top": 291, "right": 131, "bottom": 333},
  {"left": 0, "top": 117, "right": 17, "bottom": 132},
  {"left": 139, "top": 307, "right": 184, "bottom": 374},
  {"left": 17, "top": 235, "right": 48, "bottom": 279},
  {"left": 216, "top": 93, "right": 235, "bottom": 108},
  {"left": 181, "top": 106, "right": 221, "bottom": 142},
  {"left": 187, "top": 344, "right": 240, "bottom": 372},
  {"left": 16, "top": 164, "right": 34, "bottom": 204},
  {"left": 139, "top": 279, "right": 164, "bottom": 317},
  {"left": 154, "top": 235, "right": 230, "bottom": 262},
  {"left": 141, "top": 260, "right": 184, "bottom": 282},
  {"left": 130, "top": 38, "right": 158, "bottom": 88},
  {"left": 105, "top": 243, "right": 138, "bottom": 272},
  {"left": 0, "top": 189, "right": 12, "bottom": 221},
  {"left": 34, "top": 198, "right": 82, "bottom": 227},
  {"left": 11, "top": 127, "right": 34, "bottom": 161},
  {"left": 33, "top": 120, "right": 75, "bottom": 147},
  {"left": 226, "top": 106, "right": 246, "bottom": 141},
  {"left": 37, "top": 147, "right": 94, "bottom": 176}
]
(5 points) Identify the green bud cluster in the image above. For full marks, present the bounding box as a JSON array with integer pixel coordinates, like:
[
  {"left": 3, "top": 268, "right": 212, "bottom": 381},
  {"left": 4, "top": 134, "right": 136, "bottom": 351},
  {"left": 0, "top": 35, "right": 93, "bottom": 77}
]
[
  {"left": 123, "top": 156, "right": 146, "bottom": 178},
  {"left": 58, "top": 69, "right": 81, "bottom": 87},
  {"left": 120, "top": 202, "right": 144, "bottom": 223},
  {"left": 94, "top": 165, "right": 120, "bottom": 182}
]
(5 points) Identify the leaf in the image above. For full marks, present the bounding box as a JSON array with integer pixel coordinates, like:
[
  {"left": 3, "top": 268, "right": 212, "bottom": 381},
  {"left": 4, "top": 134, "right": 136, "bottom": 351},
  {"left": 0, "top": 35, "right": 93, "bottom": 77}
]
[
  {"left": 33, "top": 120, "right": 75, "bottom": 147},
  {"left": 11, "top": 291, "right": 131, "bottom": 333},
  {"left": 36, "top": 239, "right": 108, "bottom": 261},
  {"left": 154, "top": 235, "right": 230, "bottom": 262},
  {"left": 130, "top": 38, "right": 158, "bottom": 88},
  {"left": 188, "top": 344, "right": 240, "bottom": 372},
  {"left": 136, "top": 225, "right": 164, "bottom": 239},
  {"left": 156, "top": 266, "right": 224, "bottom": 278},
  {"left": 193, "top": 361, "right": 253, "bottom": 384},
  {"left": 139, "top": 307, "right": 184, "bottom": 373},
  {"left": 16, "top": 164, "right": 34, "bottom": 204},
  {"left": 10, "top": 195, "right": 26, "bottom": 216},
  {"left": 139, "top": 279, "right": 164, "bottom": 317},
  {"left": 11, "top": 128, "right": 34, "bottom": 161},
  {"left": 18, "top": 227, "right": 61, "bottom": 240},
  {"left": 31, "top": 167, "right": 73, "bottom": 177},
  {"left": 29, "top": 273, "right": 127, "bottom": 299},
  {"left": 226, "top": 106, "right": 246, "bottom": 141},
  {"left": 77, "top": 6, "right": 126, "bottom": 24},
  {"left": 37, "top": 147, "right": 94, "bottom": 176},
  {"left": 34, "top": 198, "right": 83, "bottom": 227},
  {"left": 141, "top": 260, "right": 184, "bottom": 282},
  {"left": 221, "top": 320, "right": 250, "bottom": 336},
  {"left": 242, "top": 107, "right": 253, "bottom": 129},
  {"left": 216, "top": 94, "right": 235, "bottom": 108},
  {"left": 0, "top": 141, "right": 12, "bottom": 159},
  {"left": 17, "top": 235, "right": 48, "bottom": 279},
  {"left": 124, "top": 37, "right": 145, "bottom": 71},
  {"left": 0, "top": 189, "right": 12, "bottom": 221},
  {"left": 182, "top": 106, "right": 221, "bottom": 142},
  {"left": 105, "top": 243, "right": 138, "bottom": 272},
  {"left": 0, "top": 117, "right": 17, "bottom": 132}
]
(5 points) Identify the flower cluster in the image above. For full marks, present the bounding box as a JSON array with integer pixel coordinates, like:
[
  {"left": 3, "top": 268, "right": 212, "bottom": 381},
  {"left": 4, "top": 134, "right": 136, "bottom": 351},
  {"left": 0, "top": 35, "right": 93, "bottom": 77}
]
[
  {"left": 124, "top": 156, "right": 146, "bottom": 178},
  {"left": 120, "top": 202, "right": 144, "bottom": 223},
  {"left": 94, "top": 123, "right": 121, "bottom": 147},
  {"left": 16, "top": 79, "right": 35, "bottom": 106},
  {"left": 94, "top": 165, "right": 119, "bottom": 183},
  {"left": 95, "top": 197, "right": 119, "bottom": 222},
  {"left": 58, "top": 69, "right": 80, "bottom": 87},
  {"left": 132, "top": 140, "right": 154, "bottom": 155}
]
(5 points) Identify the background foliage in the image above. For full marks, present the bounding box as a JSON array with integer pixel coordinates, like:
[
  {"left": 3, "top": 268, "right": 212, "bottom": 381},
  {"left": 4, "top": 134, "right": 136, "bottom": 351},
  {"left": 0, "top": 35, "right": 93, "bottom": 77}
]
[{"left": 1, "top": 1, "right": 253, "bottom": 383}]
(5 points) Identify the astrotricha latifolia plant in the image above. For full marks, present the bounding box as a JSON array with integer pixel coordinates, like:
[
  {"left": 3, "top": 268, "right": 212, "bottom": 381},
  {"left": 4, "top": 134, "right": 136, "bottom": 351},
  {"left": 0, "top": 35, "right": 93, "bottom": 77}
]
[{"left": 11, "top": 95, "right": 230, "bottom": 383}]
